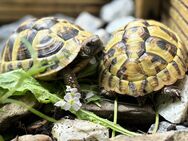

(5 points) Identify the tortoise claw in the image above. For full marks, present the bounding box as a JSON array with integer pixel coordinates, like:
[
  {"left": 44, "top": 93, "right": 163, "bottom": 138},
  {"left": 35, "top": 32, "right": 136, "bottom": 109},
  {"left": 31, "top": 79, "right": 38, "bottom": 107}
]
[
  {"left": 163, "top": 86, "right": 181, "bottom": 101},
  {"left": 100, "top": 88, "right": 116, "bottom": 97}
]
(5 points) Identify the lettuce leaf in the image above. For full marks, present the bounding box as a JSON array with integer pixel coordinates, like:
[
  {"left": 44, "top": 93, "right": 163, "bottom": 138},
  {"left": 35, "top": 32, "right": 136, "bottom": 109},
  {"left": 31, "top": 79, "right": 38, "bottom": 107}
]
[{"left": 0, "top": 69, "right": 61, "bottom": 103}]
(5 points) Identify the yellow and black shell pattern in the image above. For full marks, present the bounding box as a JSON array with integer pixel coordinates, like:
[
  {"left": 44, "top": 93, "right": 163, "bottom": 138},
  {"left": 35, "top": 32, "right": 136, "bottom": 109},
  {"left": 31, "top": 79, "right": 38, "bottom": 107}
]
[
  {"left": 99, "top": 19, "right": 187, "bottom": 97},
  {"left": 0, "top": 17, "right": 97, "bottom": 79}
]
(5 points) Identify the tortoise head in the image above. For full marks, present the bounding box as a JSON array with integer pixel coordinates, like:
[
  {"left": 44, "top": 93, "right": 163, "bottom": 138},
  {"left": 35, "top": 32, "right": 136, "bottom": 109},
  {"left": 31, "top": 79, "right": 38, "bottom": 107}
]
[{"left": 79, "top": 35, "right": 103, "bottom": 58}]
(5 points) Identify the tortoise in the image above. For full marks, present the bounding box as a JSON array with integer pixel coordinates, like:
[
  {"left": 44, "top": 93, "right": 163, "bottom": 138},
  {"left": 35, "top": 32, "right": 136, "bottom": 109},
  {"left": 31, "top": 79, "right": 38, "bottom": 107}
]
[
  {"left": 99, "top": 19, "right": 187, "bottom": 97},
  {"left": 0, "top": 17, "right": 102, "bottom": 87}
]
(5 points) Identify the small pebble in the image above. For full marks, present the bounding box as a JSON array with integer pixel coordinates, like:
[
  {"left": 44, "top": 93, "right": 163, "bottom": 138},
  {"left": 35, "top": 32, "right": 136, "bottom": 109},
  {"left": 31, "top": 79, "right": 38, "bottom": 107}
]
[
  {"left": 75, "top": 12, "right": 104, "bottom": 32},
  {"left": 100, "top": 0, "right": 134, "bottom": 22},
  {"left": 148, "top": 121, "right": 188, "bottom": 133},
  {"left": 106, "top": 16, "right": 135, "bottom": 33},
  {"left": 94, "top": 29, "right": 111, "bottom": 45},
  {"left": 11, "top": 134, "right": 52, "bottom": 141}
]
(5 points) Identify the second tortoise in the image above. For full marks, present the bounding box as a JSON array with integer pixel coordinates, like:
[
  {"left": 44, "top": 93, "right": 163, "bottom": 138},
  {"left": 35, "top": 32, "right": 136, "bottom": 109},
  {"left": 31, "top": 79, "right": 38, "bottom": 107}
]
[{"left": 99, "top": 19, "right": 187, "bottom": 97}]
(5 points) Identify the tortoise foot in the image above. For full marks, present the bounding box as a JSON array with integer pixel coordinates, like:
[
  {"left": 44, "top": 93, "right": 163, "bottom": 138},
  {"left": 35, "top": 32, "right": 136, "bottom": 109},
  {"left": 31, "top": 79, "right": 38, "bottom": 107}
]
[{"left": 162, "top": 86, "right": 181, "bottom": 101}]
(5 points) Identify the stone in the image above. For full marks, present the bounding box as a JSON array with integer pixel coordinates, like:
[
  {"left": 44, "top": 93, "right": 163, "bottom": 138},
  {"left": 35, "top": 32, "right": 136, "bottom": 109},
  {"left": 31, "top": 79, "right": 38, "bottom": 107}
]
[
  {"left": 0, "top": 94, "right": 38, "bottom": 132},
  {"left": 82, "top": 99, "right": 155, "bottom": 126},
  {"left": 0, "top": 15, "right": 34, "bottom": 54},
  {"left": 0, "top": 15, "right": 34, "bottom": 42},
  {"left": 148, "top": 121, "right": 188, "bottom": 133},
  {"left": 100, "top": 0, "right": 134, "bottom": 22},
  {"left": 11, "top": 134, "right": 52, "bottom": 141},
  {"left": 52, "top": 119, "right": 109, "bottom": 141},
  {"left": 106, "top": 16, "right": 135, "bottom": 33},
  {"left": 75, "top": 12, "right": 104, "bottom": 32},
  {"left": 176, "top": 125, "right": 188, "bottom": 131},
  {"left": 156, "top": 75, "right": 188, "bottom": 123},
  {"left": 0, "top": 40, "right": 6, "bottom": 57},
  {"left": 109, "top": 131, "right": 188, "bottom": 141},
  {"left": 53, "top": 13, "right": 74, "bottom": 23},
  {"left": 94, "top": 29, "right": 111, "bottom": 45}
]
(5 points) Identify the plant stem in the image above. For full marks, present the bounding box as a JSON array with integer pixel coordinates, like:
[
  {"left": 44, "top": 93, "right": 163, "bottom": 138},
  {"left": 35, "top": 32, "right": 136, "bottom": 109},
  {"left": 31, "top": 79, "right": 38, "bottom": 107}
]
[
  {"left": 152, "top": 111, "right": 159, "bottom": 134},
  {"left": 76, "top": 109, "right": 141, "bottom": 136},
  {"left": 4, "top": 98, "right": 57, "bottom": 123},
  {"left": 0, "top": 90, "right": 14, "bottom": 103},
  {"left": 112, "top": 97, "right": 118, "bottom": 137},
  {"left": 94, "top": 101, "right": 101, "bottom": 108}
]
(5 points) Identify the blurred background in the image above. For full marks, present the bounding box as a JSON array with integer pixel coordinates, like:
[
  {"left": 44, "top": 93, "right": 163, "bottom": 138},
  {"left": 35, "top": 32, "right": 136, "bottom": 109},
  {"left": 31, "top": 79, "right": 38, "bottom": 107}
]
[{"left": 0, "top": 0, "right": 187, "bottom": 52}]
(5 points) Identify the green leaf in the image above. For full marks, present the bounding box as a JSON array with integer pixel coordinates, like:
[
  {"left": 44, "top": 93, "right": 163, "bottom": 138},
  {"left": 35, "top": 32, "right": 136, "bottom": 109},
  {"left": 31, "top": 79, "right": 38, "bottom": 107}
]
[
  {"left": 80, "top": 84, "right": 102, "bottom": 105},
  {"left": 85, "top": 95, "right": 101, "bottom": 104},
  {"left": 0, "top": 69, "right": 61, "bottom": 103}
]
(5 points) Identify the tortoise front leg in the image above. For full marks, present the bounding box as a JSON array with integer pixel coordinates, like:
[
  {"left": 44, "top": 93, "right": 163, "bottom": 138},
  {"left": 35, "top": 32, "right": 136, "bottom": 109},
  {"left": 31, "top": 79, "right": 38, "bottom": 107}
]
[
  {"left": 72, "top": 58, "right": 91, "bottom": 74},
  {"left": 162, "top": 86, "right": 181, "bottom": 100},
  {"left": 62, "top": 67, "right": 80, "bottom": 90},
  {"left": 100, "top": 88, "right": 116, "bottom": 97}
]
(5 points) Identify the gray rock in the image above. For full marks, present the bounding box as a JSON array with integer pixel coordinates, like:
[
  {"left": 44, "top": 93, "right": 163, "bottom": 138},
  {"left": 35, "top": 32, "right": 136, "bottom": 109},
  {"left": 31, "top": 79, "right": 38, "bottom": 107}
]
[
  {"left": 11, "top": 134, "right": 52, "bottom": 141},
  {"left": 82, "top": 99, "right": 155, "bottom": 125},
  {"left": 148, "top": 121, "right": 174, "bottom": 133},
  {"left": 156, "top": 75, "right": 188, "bottom": 123},
  {"left": 148, "top": 121, "right": 188, "bottom": 133},
  {"left": 106, "top": 16, "right": 135, "bottom": 33},
  {"left": 75, "top": 12, "right": 104, "bottom": 32},
  {"left": 0, "top": 15, "right": 34, "bottom": 42},
  {"left": 94, "top": 29, "right": 111, "bottom": 45},
  {"left": 52, "top": 119, "right": 109, "bottom": 141},
  {"left": 109, "top": 131, "right": 188, "bottom": 141},
  {"left": 0, "top": 40, "right": 6, "bottom": 58},
  {"left": 100, "top": 0, "right": 134, "bottom": 22},
  {"left": 53, "top": 13, "right": 74, "bottom": 23},
  {"left": 0, "top": 15, "right": 35, "bottom": 54},
  {"left": 176, "top": 125, "right": 188, "bottom": 131},
  {"left": 0, "top": 94, "right": 38, "bottom": 132}
]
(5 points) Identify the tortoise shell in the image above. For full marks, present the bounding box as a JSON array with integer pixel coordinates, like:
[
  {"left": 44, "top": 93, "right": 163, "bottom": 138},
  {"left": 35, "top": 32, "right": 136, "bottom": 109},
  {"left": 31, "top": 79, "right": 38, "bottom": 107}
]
[
  {"left": 99, "top": 19, "right": 187, "bottom": 97},
  {"left": 0, "top": 17, "right": 101, "bottom": 79}
]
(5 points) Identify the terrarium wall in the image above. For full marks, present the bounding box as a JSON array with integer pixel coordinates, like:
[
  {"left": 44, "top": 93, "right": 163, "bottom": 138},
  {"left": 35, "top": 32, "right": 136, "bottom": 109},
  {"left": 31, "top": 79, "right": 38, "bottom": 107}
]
[
  {"left": 135, "top": 0, "right": 188, "bottom": 49},
  {"left": 0, "top": 0, "right": 110, "bottom": 24}
]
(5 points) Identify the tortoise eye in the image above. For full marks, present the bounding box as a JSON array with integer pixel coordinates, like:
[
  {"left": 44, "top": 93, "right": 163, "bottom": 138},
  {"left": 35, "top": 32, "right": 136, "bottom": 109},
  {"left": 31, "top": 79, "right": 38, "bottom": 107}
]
[
  {"left": 84, "top": 46, "right": 91, "bottom": 55},
  {"left": 79, "top": 45, "right": 91, "bottom": 58}
]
